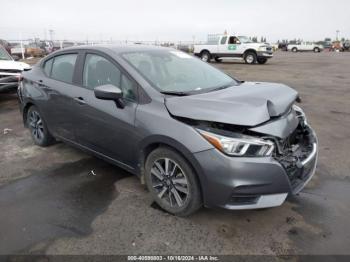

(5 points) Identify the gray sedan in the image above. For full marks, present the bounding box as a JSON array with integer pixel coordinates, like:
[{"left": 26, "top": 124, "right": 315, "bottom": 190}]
[{"left": 18, "top": 45, "right": 318, "bottom": 216}]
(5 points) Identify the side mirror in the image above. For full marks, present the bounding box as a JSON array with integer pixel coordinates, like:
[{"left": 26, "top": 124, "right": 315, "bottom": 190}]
[
  {"left": 94, "top": 84, "right": 125, "bottom": 108},
  {"left": 236, "top": 41, "right": 241, "bottom": 45}
]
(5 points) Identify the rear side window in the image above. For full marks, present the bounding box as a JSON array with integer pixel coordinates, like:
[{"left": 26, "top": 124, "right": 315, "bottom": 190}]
[
  {"left": 51, "top": 54, "right": 77, "bottom": 83},
  {"left": 43, "top": 58, "right": 53, "bottom": 76},
  {"left": 220, "top": 36, "right": 227, "bottom": 45},
  {"left": 83, "top": 54, "right": 136, "bottom": 101}
]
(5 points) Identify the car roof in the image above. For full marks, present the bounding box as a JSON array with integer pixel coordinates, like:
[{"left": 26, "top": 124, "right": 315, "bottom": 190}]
[{"left": 61, "top": 44, "right": 172, "bottom": 54}]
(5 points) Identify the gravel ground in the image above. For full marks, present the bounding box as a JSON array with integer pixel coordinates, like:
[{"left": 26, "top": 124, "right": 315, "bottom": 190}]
[{"left": 0, "top": 51, "right": 349, "bottom": 256}]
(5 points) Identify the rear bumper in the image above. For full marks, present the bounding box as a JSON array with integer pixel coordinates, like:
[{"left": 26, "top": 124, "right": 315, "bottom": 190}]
[{"left": 194, "top": 126, "right": 318, "bottom": 210}]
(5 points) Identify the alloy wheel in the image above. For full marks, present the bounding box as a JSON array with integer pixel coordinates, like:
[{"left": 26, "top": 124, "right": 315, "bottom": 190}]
[
  {"left": 150, "top": 158, "right": 189, "bottom": 208},
  {"left": 201, "top": 53, "right": 209, "bottom": 62},
  {"left": 28, "top": 110, "right": 44, "bottom": 142},
  {"left": 246, "top": 54, "right": 254, "bottom": 64}
]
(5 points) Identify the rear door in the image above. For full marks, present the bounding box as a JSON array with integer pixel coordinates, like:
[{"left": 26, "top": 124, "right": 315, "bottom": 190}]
[
  {"left": 38, "top": 52, "right": 80, "bottom": 141},
  {"left": 72, "top": 51, "right": 138, "bottom": 167}
]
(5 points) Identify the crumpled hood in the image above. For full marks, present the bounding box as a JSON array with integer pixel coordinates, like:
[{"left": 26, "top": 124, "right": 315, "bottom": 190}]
[
  {"left": 0, "top": 60, "right": 31, "bottom": 71},
  {"left": 165, "top": 82, "right": 298, "bottom": 127}
]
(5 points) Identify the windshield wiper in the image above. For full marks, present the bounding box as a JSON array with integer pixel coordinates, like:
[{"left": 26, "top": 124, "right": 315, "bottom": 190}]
[
  {"left": 160, "top": 91, "right": 190, "bottom": 96},
  {"left": 209, "top": 82, "right": 235, "bottom": 92}
]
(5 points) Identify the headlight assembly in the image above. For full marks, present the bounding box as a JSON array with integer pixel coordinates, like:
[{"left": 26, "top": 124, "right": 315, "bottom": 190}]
[
  {"left": 293, "top": 104, "right": 307, "bottom": 124},
  {"left": 197, "top": 129, "right": 275, "bottom": 157},
  {"left": 258, "top": 45, "right": 267, "bottom": 51}
]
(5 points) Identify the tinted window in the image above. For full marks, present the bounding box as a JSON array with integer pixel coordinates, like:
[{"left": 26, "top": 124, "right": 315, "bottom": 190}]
[
  {"left": 51, "top": 54, "right": 77, "bottom": 83},
  {"left": 83, "top": 54, "right": 136, "bottom": 100},
  {"left": 43, "top": 58, "right": 53, "bottom": 76},
  {"left": 220, "top": 36, "right": 227, "bottom": 45}
]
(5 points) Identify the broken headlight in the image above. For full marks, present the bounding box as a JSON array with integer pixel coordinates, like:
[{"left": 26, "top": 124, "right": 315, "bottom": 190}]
[
  {"left": 197, "top": 129, "right": 275, "bottom": 157},
  {"left": 293, "top": 104, "right": 307, "bottom": 124}
]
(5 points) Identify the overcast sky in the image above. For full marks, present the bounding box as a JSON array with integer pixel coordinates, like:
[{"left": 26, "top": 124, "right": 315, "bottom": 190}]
[{"left": 1, "top": 0, "right": 349, "bottom": 43}]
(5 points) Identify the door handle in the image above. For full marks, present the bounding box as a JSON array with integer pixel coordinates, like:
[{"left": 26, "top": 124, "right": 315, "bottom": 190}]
[
  {"left": 74, "top": 97, "right": 86, "bottom": 105},
  {"left": 37, "top": 79, "right": 50, "bottom": 89}
]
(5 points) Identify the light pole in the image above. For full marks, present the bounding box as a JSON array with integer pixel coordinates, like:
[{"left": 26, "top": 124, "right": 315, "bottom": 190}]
[{"left": 336, "top": 30, "right": 340, "bottom": 41}]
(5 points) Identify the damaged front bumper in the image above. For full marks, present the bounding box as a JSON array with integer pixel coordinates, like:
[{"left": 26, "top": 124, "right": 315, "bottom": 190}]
[
  {"left": 0, "top": 73, "right": 20, "bottom": 93},
  {"left": 194, "top": 124, "right": 318, "bottom": 210}
]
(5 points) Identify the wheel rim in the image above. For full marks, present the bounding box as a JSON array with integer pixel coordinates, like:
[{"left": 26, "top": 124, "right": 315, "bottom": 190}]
[
  {"left": 246, "top": 55, "right": 254, "bottom": 63},
  {"left": 28, "top": 111, "right": 44, "bottom": 141},
  {"left": 150, "top": 158, "right": 189, "bottom": 208},
  {"left": 201, "top": 54, "right": 208, "bottom": 62}
]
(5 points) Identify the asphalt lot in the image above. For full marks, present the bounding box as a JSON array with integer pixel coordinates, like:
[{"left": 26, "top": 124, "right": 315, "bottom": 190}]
[{"left": 0, "top": 51, "right": 349, "bottom": 256}]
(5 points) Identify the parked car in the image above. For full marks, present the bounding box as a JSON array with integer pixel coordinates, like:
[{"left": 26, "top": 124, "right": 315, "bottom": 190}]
[
  {"left": 288, "top": 42, "right": 323, "bottom": 52},
  {"left": 316, "top": 40, "right": 332, "bottom": 50},
  {"left": 18, "top": 45, "right": 318, "bottom": 216},
  {"left": 278, "top": 43, "right": 288, "bottom": 51},
  {"left": 39, "top": 41, "right": 54, "bottom": 54},
  {"left": 0, "top": 46, "right": 30, "bottom": 93},
  {"left": 343, "top": 40, "right": 350, "bottom": 51},
  {"left": 193, "top": 35, "right": 273, "bottom": 64},
  {"left": 52, "top": 41, "right": 62, "bottom": 52},
  {"left": 26, "top": 44, "right": 46, "bottom": 57},
  {"left": 10, "top": 43, "right": 45, "bottom": 58},
  {"left": 10, "top": 44, "right": 26, "bottom": 58}
]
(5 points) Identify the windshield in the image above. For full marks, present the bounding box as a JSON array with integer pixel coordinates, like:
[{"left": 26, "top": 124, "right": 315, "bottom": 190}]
[
  {"left": 0, "top": 46, "right": 13, "bottom": 61},
  {"left": 122, "top": 49, "right": 237, "bottom": 94},
  {"left": 238, "top": 36, "right": 253, "bottom": 43}
]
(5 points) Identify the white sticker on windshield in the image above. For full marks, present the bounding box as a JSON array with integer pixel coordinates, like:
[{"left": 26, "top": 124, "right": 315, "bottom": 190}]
[{"left": 170, "top": 51, "right": 192, "bottom": 59}]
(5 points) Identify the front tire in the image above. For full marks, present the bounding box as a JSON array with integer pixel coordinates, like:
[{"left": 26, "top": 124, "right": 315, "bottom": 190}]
[
  {"left": 314, "top": 47, "right": 320, "bottom": 53},
  {"left": 27, "top": 106, "right": 55, "bottom": 147},
  {"left": 145, "top": 147, "right": 202, "bottom": 216},
  {"left": 200, "top": 51, "right": 211, "bottom": 62},
  {"left": 244, "top": 51, "right": 257, "bottom": 64},
  {"left": 292, "top": 47, "right": 298, "bottom": 52}
]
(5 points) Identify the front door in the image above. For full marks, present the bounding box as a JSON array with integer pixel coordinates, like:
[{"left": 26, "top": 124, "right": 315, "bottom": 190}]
[
  {"left": 226, "top": 36, "right": 244, "bottom": 57},
  {"left": 73, "top": 53, "right": 138, "bottom": 167}
]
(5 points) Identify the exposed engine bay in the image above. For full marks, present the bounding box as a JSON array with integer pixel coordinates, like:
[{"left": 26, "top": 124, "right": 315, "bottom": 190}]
[{"left": 175, "top": 105, "right": 317, "bottom": 191}]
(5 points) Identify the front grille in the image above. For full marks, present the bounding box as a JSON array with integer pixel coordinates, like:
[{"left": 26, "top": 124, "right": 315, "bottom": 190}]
[
  {"left": 0, "top": 69, "right": 21, "bottom": 74},
  {"left": 229, "top": 195, "right": 260, "bottom": 205}
]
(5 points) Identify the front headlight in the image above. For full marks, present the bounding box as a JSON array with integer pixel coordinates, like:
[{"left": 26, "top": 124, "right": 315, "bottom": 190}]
[
  {"left": 197, "top": 129, "right": 275, "bottom": 157},
  {"left": 293, "top": 104, "right": 307, "bottom": 124},
  {"left": 258, "top": 45, "right": 267, "bottom": 51}
]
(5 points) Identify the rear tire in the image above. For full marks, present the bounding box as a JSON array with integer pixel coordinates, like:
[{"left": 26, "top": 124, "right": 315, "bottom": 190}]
[
  {"left": 314, "top": 47, "right": 320, "bottom": 53},
  {"left": 244, "top": 51, "right": 257, "bottom": 64},
  {"left": 145, "top": 147, "right": 202, "bottom": 216},
  {"left": 215, "top": 57, "right": 222, "bottom": 63},
  {"left": 27, "top": 106, "right": 55, "bottom": 147},
  {"left": 257, "top": 58, "right": 268, "bottom": 64},
  {"left": 200, "top": 51, "right": 211, "bottom": 62}
]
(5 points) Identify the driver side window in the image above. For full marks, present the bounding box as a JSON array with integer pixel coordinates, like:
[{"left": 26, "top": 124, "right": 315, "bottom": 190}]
[
  {"left": 83, "top": 54, "right": 136, "bottom": 101},
  {"left": 229, "top": 36, "right": 238, "bottom": 44}
]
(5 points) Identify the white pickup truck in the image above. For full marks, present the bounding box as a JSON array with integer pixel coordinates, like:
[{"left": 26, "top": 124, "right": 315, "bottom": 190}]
[
  {"left": 287, "top": 42, "right": 323, "bottom": 53},
  {"left": 194, "top": 35, "right": 273, "bottom": 64}
]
